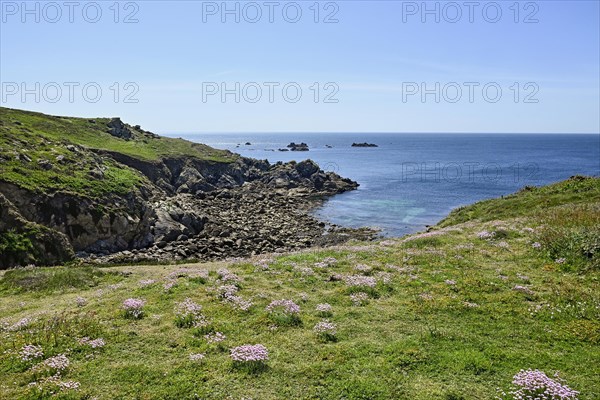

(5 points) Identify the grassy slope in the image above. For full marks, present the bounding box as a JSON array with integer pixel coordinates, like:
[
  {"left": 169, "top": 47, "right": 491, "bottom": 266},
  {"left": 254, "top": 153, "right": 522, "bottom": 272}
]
[
  {"left": 0, "top": 107, "right": 237, "bottom": 197},
  {"left": 0, "top": 180, "right": 599, "bottom": 399}
]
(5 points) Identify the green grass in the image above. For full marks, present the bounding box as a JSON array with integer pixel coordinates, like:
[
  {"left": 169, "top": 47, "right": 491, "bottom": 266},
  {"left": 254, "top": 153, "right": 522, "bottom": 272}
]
[
  {"left": 0, "top": 107, "right": 236, "bottom": 163},
  {"left": 0, "top": 107, "right": 238, "bottom": 198},
  {"left": 0, "top": 266, "right": 123, "bottom": 294},
  {"left": 0, "top": 180, "right": 598, "bottom": 399}
]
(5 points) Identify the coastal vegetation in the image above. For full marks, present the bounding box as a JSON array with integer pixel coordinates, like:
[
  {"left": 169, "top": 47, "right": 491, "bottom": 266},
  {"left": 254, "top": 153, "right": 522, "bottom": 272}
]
[{"left": 0, "top": 177, "right": 598, "bottom": 399}]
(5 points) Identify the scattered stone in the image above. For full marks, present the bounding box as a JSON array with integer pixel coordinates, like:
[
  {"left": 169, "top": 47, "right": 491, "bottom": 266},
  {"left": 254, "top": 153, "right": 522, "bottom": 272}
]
[
  {"left": 107, "top": 118, "right": 133, "bottom": 140},
  {"left": 37, "top": 159, "right": 53, "bottom": 170}
]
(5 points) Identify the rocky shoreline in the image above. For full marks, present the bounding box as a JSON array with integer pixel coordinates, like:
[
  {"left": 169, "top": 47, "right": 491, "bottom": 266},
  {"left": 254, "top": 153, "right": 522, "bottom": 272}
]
[
  {"left": 0, "top": 109, "right": 378, "bottom": 268},
  {"left": 84, "top": 182, "right": 378, "bottom": 265}
]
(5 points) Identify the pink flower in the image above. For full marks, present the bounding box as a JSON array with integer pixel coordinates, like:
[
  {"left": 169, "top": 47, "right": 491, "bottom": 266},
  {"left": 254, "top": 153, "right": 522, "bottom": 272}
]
[
  {"left": 230, "top": 344, "right": 269, "bottom": 362},
  {"left": 19, "top": 344, "right": 43, "bottom": 362},
  {"left": 123, "top": 298, "right": 146, "bottom": 319},
  {"left": 266, "top": 299, "right": 300, "bottom": 315}
]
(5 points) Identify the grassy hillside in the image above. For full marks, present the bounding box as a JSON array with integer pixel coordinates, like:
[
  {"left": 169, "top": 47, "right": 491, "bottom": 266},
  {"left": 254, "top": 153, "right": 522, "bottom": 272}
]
[
  {"left": 0, "top": 107, "right": 237, "bottom": 197},
  {"left": 438, "top": 176, "right": 600, "bottom": 227},
  {"left": 0, "top": 179, "right": 598, "bottom": 399}
]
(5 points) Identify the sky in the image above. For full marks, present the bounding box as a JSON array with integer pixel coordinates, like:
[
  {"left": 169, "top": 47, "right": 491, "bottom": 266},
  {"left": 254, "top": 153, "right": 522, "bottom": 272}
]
[{"left": 1, "top": 0, "right": 599, "bottom": 134}]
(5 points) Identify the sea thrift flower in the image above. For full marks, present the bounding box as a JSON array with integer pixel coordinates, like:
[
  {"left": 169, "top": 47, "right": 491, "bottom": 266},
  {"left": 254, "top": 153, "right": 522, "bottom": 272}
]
[
  {"left": 266, "top": 300, "right": 300, "bottom": 315},
  {"left": 313, "top": 320, "right": 337, "bottom": 340},
  {"left": 445, "top": 279, "right": 457, "bottom": 286},
  {"left": 19, "top": 344, "right": 43, "bottom": 362},
  {"left": 205, "top": 332, "right": 226, "bottom": 344},
  {"left": 343, "top": 275, "right": 377, "bottom": 288},
  {"left": 75, "top": 296, "right": 87, "bottom": 307},
  {"left": 78, "top": 337, "right": 106, "bottom": 349},
  {"left": 555, "top": 258, "right": 567, "bottom": 264},
  {"left": 217, "top": 268, "right": 241, "bottom": 284},
  {"left": 230, "top": 344, "right": 269, "bottom": 362},
  {"left": 354, "top": 264, "right": 372, "bottom": 274},
  {"left": 9, "top": 317, "right": 34, "bottom": 331},
  {"left": 477, "top": 231, "right": 495, "bottom": 240},
  {"left": 376, "top": 272, "right": 393, "bottom": 284},
  {"left": 123, "top": 298, "right": 146, "bottom": 319},
  {"left": 189, "top": 353, "right": 206, "bottom": 362},
  {"left": 139, "top": 279, "right": 156, "bottom": 288},
  {"left": 163, "top": 280, "right": 177, "bottom": 292},
  {"left": 217, "top": 284, "right": 239, "bottom": 298},
  {"left": 316, "top": 303, "right": 333, "bottom": 315},
  {"left": 41, "top": 354, "right": 70, "bottom": 373},
  {"left": 532, "top": 242, "right": 542, "bottom": 249},
  {"left": 350, "top": 292, "right": 369, "bottom": 306},
  {"left": 57, "top": 380, "right": 80, "bottom": 391},
  {"left": 266, "top": 299, "right": 301, "bottom": 325},
  {"left": 498, "top": 369, "right": 579, "bottom": 400},
  {"left": 314, "top": 257, "right": 337, "bottom": 268},
  {"left": 174, "top": 298, "right": 205, "bottom": 328},
  {"left": 223, "top": 294, "right": 253, "bottom": 311}
]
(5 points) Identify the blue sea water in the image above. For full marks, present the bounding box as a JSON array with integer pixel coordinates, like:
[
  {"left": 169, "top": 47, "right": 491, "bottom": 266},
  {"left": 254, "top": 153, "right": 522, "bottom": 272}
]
[{"left": 170, "top": 133, "right": 600, "bottom": 237}]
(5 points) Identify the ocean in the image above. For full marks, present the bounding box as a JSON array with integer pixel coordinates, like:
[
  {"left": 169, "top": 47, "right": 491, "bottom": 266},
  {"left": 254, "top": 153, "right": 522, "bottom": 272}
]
[{"left": 170, "top": 133, "right": 600, "bottom": 237}]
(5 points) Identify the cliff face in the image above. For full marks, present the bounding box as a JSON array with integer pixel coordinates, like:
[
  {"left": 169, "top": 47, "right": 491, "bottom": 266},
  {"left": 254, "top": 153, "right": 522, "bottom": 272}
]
[{"left": 0, "top": 108, "right": 359, "bottom": 268}]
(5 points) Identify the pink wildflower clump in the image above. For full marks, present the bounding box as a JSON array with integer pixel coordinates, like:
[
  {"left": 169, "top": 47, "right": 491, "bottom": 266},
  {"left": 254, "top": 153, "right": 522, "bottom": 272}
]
[
  {"left": 216, "top": 285, "right": 239, "bottom": 298},
  {"left": 19, "top": 344, "right": 43, "bottom": 362},
  {"left": 497, "top": 369, "right": 579, "bottom": 400},
  {"left": 174, "top": 298, "right": 206, "bottom": 328},
  {"left": 532, "top": 242, "right": 542, "bottom": 249},
  {"left": 376, "top": 271, "right": 393, "bottom": 284},
  {"left": 343, "top": 275, "right": 377, "bottom": 288},
  {"left": 266, "top": 299, "right": 301, "bottom": 325},
  {"left": 314, "top": 257, "right": 337, "bottom": 268},
  {"left": 139, "top": 279, "right": 156, "bottom": 288},
  {"left": 217, "top": 268, "right": 241, "bottom": 284},
  {"left": 350, "top": 292, "right": 369, "bottom": 306},
  {"left": 313, "top": 320, "right": 337, "bottom": 341},
  {"left": 217, "top": 286, "right": 252, "bottom": 311},
  {"left": 78, "top": 337, "right": 106, "bottom": 349},
  {"left": 189, "top": 353, "right": 205, "bottom": 362},
  {"left": 230, "top": 344, "right": 269, "bottom": 363},
  {"left": 354, "top": 264, "right": 372, "bottom": 274},
  {"left": 205, "top": 332, "right": 226, "bottom": 344},
  {"left": 8, "top": 317, "right": 35, "bottom": 332},
  {"left": 266, "top": 300, "right": 300, "bottom": 315},
  {"left": 75, "top": 296, "right": 87, "bottom": 307},
  {"left": 37, "top": 354, "right": 70, "bottom": 374},
  {"left": 316, "top": 303, "right": 333, "bottom": 316},
  {"left": 122, "top": 298, "right": 146, "bottom": 319}
]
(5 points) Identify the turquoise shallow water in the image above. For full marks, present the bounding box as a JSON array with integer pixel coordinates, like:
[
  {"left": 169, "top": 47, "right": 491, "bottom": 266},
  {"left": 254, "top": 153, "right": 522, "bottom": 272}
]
[{"left": 169, "top": 133, "right": 600, "bottom": 237}]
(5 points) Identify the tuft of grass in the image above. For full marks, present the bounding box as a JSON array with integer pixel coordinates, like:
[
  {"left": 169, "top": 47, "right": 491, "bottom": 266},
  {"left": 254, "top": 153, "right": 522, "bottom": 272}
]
[{"left": 535, "top": 204, "right": 600, "bottom": 271}]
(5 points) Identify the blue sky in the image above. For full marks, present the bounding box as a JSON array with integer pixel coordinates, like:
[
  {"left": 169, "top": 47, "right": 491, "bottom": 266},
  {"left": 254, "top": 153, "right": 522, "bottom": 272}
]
[{"left": 1, "top": 0, "right": 599, "bottom": 133}]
